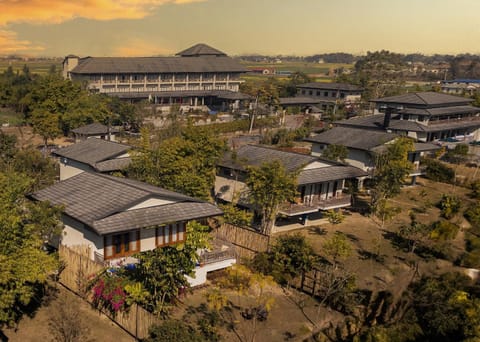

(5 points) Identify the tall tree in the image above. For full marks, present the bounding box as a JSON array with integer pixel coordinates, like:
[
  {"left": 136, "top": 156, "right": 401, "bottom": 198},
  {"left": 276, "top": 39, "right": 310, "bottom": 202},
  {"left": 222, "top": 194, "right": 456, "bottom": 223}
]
[
  {"left": 0, "top": 172, "right": 61, "bottom": 328},
  {"left": 245, "top": 160, "right": 298, "bottom": 235},
  {"left": 371, "top": 137, "right": 414, "bottom": 210},
  {"left": 127, "top": 126, "right": 226, "bottom": 200}
]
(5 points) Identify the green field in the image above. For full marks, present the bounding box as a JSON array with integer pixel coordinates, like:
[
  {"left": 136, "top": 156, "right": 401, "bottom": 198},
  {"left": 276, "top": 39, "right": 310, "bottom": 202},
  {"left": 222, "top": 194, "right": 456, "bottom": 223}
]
[
  {"left": 240, "top": 61, "right": 354, "bottom": 77},
  {"left": 0, "top": 59, "right": 62, "bottom": 75}
]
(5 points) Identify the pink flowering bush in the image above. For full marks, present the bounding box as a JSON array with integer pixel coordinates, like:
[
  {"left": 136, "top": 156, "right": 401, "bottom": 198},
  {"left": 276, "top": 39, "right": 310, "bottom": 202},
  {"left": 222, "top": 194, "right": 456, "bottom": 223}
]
[{"left": 91, "top": 274, "right": 129, "bottom": 315}]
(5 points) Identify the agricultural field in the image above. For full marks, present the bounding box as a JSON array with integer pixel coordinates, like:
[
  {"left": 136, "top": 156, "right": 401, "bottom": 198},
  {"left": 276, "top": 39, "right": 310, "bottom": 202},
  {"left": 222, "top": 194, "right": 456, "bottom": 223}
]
[
  {"left": 240, "top": 60, "right": 354, "bottom": 79},
  {"left": 0, "top": 58, "right": 62, "bottom": 75}
]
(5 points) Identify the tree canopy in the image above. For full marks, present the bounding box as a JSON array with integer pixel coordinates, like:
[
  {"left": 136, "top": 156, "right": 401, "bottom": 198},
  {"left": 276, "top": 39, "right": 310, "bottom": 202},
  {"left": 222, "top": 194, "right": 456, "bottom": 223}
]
[{"left": 245, "top": 160, "right": 298, "bottom": 235}]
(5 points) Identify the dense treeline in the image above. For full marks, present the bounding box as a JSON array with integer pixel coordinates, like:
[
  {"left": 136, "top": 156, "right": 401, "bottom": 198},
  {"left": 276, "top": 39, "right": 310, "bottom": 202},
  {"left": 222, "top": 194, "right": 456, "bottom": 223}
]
[{"left": 0, "top": 66, "right": 138, "bottom": 145}]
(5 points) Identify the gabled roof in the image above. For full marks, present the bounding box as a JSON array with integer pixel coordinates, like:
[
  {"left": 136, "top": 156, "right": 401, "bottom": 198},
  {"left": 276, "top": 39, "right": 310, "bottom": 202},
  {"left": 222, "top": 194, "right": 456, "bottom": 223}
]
[
  {"left": 335, "top": 114, "right": 429, "bottom": 132},
  {"left": 279, "top": 97, "right": 321, "bottom": 106},
  {"left": 298, "top": 165, "right": 367, "bottom": 185},
  {"left": 71, "top": 123, "right": 118, "bottom": 136},
  {"left": 371, "top": 92, "right": 472, "bottom": 107},
  {"left": 305, "top": 127, "right": 398, "bottom": 151},
  {"left": 176, "top": 43, "right": 227, "bottom": 57},
  {"left": 218, "top": 145, "right": 368, "bottom": 185},
  {"left": 31, "top": 172, "right": 221, "bottom": 235},
  {"left": 297, "top": 82, "right": 362, "bottom": 92},
  {"left": 219, "top": 145, "right": 317, "bottom": 173},
  {"left": 53, "top": 138, "right": 131, "bottom": 169}
]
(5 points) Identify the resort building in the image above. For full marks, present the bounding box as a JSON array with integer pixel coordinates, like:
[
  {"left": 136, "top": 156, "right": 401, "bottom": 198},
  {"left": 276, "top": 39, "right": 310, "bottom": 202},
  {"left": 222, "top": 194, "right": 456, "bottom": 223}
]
[
  {"left": 336, "top": 92, "right": 480, "bottom": 142},
  {"left": 63, "top": 44, "right": 249, "bottom": 110}
]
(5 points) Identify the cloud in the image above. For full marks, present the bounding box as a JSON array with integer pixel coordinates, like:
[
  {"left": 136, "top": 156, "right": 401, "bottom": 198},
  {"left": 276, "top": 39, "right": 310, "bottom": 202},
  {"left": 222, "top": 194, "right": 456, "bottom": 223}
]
[
  {"left": 0, "top": 30, "right": 44, "bottom": 53},
  {"left": 0, "top": 0, "right": 205, "bottom": 26},
  {"left": 111, "top": 38, "right": 174, "bottom": 56}
]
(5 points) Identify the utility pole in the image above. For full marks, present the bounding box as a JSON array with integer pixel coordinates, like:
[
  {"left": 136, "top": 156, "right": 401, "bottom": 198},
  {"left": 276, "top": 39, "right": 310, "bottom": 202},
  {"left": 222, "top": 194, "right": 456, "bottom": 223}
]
[{"left": 249, "top": 93, "right": 259, "bottom": 134}]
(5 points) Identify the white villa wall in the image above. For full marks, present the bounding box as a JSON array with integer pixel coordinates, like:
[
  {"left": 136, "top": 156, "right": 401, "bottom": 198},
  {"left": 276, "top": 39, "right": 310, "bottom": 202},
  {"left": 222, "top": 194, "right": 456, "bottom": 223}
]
[
  {"left": 59, "top": 159, "right": 92, "bottom": 180},
  {"left": 186, "top": 258, "right": 236, "bottom": 287},
  {"left": 140, "top": 228, "right": 156, "bottom": 252},
  {"left": 127, "top": 198, "right": 174, "bottom": 210},
  {"left": 345, "top": 149, "right": 373, "bottom": 172},
  {"left": 303, "top": 161, "right": 331, "bottom": 170},
  {"left": 61, "top": 215, "right": 103, "bottom": 259}
]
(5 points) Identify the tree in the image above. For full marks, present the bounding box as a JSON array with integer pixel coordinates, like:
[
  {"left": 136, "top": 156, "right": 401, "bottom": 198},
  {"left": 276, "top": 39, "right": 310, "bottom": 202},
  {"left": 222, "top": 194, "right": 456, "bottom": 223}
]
[
  {"left": 245, "top": 160, "right": 298, "bottom": 235},
  {"left": 322, "top": 232, "right": 352, "bottom": 268},
  {"left": 353, "top": 50, "right": 407, "bottom": 101},
  {"left": 322, "top": 144, "right": 348, "bottom": 162},
  {"left": 30, "top": 106, "right": 62, "bottom": 150},
  {"left": 127, "top": 221, "right": 211, "bottom": 316},
  {"left": 371, "top": 137, "right": 414, "bottom": 210},
  {"left": 0, "top": 171, "right": 60, "bottom": 328},
  {"left": 127, "top": 126, "right": 226, "bottom": 200}
]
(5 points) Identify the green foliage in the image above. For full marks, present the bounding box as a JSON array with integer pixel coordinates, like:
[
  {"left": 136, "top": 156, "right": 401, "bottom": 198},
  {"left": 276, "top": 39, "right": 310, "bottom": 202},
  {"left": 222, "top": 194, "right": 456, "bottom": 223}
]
[
  {"left": 127, "top": 126, "right": 226, "bottom": 200},
  {"left": 125, "top": 221, "right": 211, "bottom": 316},
  {"left": 146, "top": 320, "right": 206, "bottom": 342},
  {"left": 252, "top": 234, "right": 316, "bottom": 285},
  {"left": 438, "top": 194, "right": 461, "bottom": 219},
  {"left": 91, "top": 273, "right": 130, "bottom": 315},
  {"left": 465, "top": 202, "right": 480, "bottom": 229},
  {"left": 444, "top": 144, "right": 470, "bottom": 164},
  {"left": 429, "top": 220, "right": 460, "bottom": 241},
  {"left": 353, "top": 50, "right": 407, "bottom": 100},
  {"left": 219, "top": 203, "right": 253, "bottom": 227},
  {"left": 245, "top": 160, "right": 298, "bottom": 235},
  {"left": 470, "top": 180, "right": 480, "bottom": 199},
  {"left": 371, "top": 137, "right": 414, "bottom": 208},
  {"left": 411, "top": 273, "right": 480, "bottom": 341},
  {"left": 322, "top": 144, "right": 348, "bottom": 162},
  {"left": 324, "top": 209, "right": 345, "bottom": 224},
  {"left": 398, "top": 215, "right": 431, "bottom": 254},
  {"left": 321, "top": 232, "right": 352, "bottom": 265},
  {"left": 0, "top": 171, "right": 61, "bottom": 327},
  {"left": 422, "top": 158, "right": 455, "bottom": 184}
]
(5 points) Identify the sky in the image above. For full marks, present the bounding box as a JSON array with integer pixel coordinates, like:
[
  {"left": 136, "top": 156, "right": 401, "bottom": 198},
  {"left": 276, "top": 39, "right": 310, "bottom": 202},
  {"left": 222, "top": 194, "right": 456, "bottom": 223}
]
[{"left": 1, "top": 0, "right": 480, "bottom": 57}]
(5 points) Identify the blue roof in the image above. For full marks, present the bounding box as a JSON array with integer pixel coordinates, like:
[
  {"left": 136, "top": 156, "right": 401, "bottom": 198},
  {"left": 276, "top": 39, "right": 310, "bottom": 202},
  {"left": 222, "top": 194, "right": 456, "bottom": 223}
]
[{"left": 443, "top": 79, "right": 480, "bottom": 84}]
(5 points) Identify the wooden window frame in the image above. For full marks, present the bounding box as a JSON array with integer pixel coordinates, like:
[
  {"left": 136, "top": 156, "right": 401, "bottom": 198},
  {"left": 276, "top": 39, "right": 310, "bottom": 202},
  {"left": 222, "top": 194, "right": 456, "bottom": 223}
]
[
  {"left": 156, "top": 222, "right": 187, "bottom": 247},
  {"left": 104, "top": 230, "right": 140, "bottom": 260}
]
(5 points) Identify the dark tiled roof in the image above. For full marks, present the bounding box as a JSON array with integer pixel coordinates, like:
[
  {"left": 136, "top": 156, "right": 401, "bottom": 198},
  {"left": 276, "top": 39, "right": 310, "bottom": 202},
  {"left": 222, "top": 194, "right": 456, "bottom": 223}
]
[
  {"left": 399, "top": 105, "right": 479, "bottom": 116},
  {"left": 53, "top": 138, "right": 131, "bottom": 167},
  {"left": 305, "top": 127, "right": 397, "bottom": 151},
  {"left": 71, "top": 56, "right": 246, "bottom": 74},
  {"left": 413, "top": 142, "right": 441, "bottom": 152},
  {"left": 335, "top": 114, "right": 429, "bottom": 132},
  {"left": 298, "top": 165, "right": 368, "bottom": 185},
  {"left": 176, "top": 43, "right": 227, "bottom": 57},
  {"left": 71, "top": 123, "right": 119, "bottom": 135},
  {"left": 219, "top": 145, "right": 317, "bottom": 173},
  {"left": 31, "top": 172, "right": 220, "bottom": 235},
  {"left": 93, "top": 202, "right": 223, "bottom": 234},
  {"left": 371, "top": 92, "right": 472, "bottom": 107},
  {"left": 95, "top": 157, "right": 132, "bottom": 172},
  {"left": 297, "top": 82, "right": 362, "bottom": 91}
]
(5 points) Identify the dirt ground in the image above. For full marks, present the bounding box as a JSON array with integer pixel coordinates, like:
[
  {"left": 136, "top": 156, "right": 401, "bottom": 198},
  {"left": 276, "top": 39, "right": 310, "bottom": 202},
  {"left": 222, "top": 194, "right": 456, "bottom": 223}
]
[
  {"left": 3, "top": 286, "right": 134, "bottom": 342},
  {"left": 0, "top": 126, "right": 72, "bottom": 149}
]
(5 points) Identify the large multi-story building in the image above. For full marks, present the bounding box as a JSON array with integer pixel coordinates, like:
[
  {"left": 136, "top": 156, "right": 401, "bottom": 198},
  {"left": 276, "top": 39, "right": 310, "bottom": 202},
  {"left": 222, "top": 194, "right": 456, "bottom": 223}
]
[{"left": 63, "top": 43, "right": 248, "bottom": 109}]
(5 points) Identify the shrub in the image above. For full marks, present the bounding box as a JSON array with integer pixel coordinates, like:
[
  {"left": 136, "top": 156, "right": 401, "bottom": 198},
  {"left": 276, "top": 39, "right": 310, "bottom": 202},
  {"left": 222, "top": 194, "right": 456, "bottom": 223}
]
[
  {"left": 422, "top": 158, "right": 455, "bottom": 183},
  {"left": 324, "top": 209, "right": 345, "bottom": 224},
  {"left": 438, "top": 194, "right": 461, "bottom": 219},
  {"left": 91, "top": 273, "right": 131, "bottom": 314},
  {"left": 465, "top": 203, "right": 480, "bottom": 229},
  {"left": 429, "top": 220, "right": 460, "bottom": 241}
]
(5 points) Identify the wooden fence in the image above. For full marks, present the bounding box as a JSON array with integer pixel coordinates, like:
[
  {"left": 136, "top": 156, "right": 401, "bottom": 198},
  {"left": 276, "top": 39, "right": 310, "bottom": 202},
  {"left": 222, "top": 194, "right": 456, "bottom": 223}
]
[
  {"left": 58, "top": 245, "right": 160, "bottom": 340},
  {"left": 215, "top": 223, "right": 270, "bottom": 259}
]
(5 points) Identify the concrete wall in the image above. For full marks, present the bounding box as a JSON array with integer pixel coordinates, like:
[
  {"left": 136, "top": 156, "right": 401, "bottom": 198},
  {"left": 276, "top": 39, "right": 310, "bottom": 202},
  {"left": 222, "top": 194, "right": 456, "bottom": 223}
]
[{"left": 186, "top": 258, "right": 236, "bottom": 287}]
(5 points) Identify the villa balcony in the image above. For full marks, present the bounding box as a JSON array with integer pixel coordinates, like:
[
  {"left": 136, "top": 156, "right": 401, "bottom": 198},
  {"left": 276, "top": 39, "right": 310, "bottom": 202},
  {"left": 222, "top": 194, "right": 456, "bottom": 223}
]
[
  {"left": 198, "top": 239, "right": 236, "bottom": 265},
  {"left": 278, "top": 195, "right": 352, "bottom": 216}
]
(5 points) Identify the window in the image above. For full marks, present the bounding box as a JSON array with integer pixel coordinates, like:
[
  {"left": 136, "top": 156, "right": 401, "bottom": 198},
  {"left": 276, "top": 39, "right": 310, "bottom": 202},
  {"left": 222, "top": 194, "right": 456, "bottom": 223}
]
[
  {"left": 104, "top": 230, "right": 140, "bottom": 260},
  {"left": 316, "top": 91, "right": 320, "bottom": 96},
  {"left": 156, "top": 222, "right": 186, "bottom": 247},
  {"left": 324, "top": 91, "right": 329, "bottom": 97}
]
